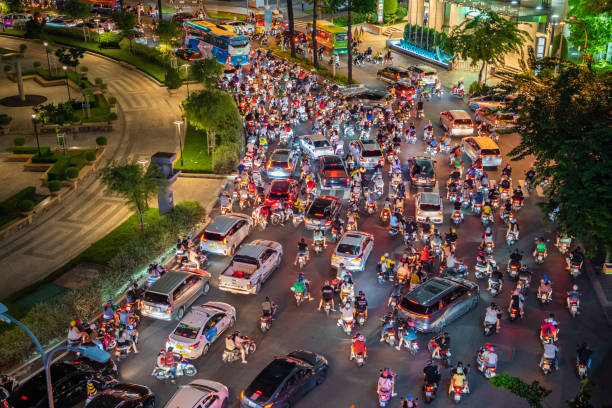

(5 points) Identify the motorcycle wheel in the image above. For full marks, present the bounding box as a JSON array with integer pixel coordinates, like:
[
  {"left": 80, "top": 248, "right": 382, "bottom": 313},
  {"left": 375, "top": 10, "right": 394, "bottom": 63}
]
[
  {"left": 184, "top": 365, "right": 197, "bottom": 376},
  {"left": 248, "top": 343, "right": 257, "bottom": 354},
  {"left": 153, "top": 370, "right": 166, "bottom": 381}
]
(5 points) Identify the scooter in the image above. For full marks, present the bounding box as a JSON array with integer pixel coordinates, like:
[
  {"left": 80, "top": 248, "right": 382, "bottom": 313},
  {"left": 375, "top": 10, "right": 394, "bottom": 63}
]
[
  {"left": 540, "top": 357, "right": 555, "bottom": 375},
  {"left": 222, "top": 338, "right": 257, "bottom": 363},
  {"left": 152, "top": 355, "right": 197, "bottom": 380},
  {"left": 568, "top": 298, "right": 580, "bottom": 318},
  {"left": 476, "top": 350, "right": 497, "bottom": 378},
  {"left": 570, "top": 262, "right": 582, "bottom": 279},
  {"left": 507, "top": 261, "right": 520, "bottom": 280},
  {"left": 489, "top": 281, "right": 501, "bottom": 297},
  {"left": 506, "top": 231, "right": 517, "bottom": 247},
  {"left": 356, "top": 311, "right": 367, "bottom": 326},
  {"left": 537, "top": 289, "right": 552, "bottom": 306},
  {"left": 293, "top": 290, "right": 305, "bottom": 306},
  {"left": 451, "top": 210, "right": 463, "bottom": 225},
  {"left": 338, "top": 316, "right": 354, "bottom": 335},
  {"left": 423, "top": 381, "right": 437, "bottom": 403},
  {"left": 313, "top": 239, "right": 324, "bottom": 254},
  {"left": 483, "top": 320, "right": 496, "bottom": 337},
  {"left": 451, "top": 386, "right": 464, "bottom": 403},
  {"left": 354, "top": 352, "right": 365, "bottom": 367},
  {"left": 296, "top": 253, "right": 308, "bottom": 269}
]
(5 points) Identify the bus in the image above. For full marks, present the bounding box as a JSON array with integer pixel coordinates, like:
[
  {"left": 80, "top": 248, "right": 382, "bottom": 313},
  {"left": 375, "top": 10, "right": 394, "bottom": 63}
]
[
  {"left": 305, "top": 20, "right": 348, "bottom": 54},
  {"left": 183, "top": 20, "right": 250, "bottom": 66}
]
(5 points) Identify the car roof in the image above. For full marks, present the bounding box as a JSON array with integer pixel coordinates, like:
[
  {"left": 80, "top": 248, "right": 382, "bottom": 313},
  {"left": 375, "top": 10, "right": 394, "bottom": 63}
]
[
  {"left": 245, "top": 358, "right": 298, "bottom": 400},
  {"left": 167, "top": 381, "right": 218, "bottom": 406},
  {"left": 339, "top": 232, "right": 370, "bottom": 246},
  {"left": 467, "top": 137, "right": 500, "bottom": 149},
  {"left": 414, "top": 156, "right": 433, "bottom": 163},
  {"left": 404, "top": 277, "right": 458, "bottom": 306},
  {"left": 418, "top": 192, "right": 441, "bottom": 204},
  {"left": 321, "top": 155, "right": 343, "bottom": 164},
  {"left": 415, "top": 64, "right": 437, "bottom": 73},
  {"left": 148, "top": 271, "right": 193, "bottom": 294},
  {"left": 236, "top": 244, "right": 267, "bottom": 259},
  {"left": 389, "top": 66, "right": 408, "bottom": 72},
  {"left": 309, "top": 134, "right": 327, "bottom": 141},
  {"left": 314, "top": 195, "right": 340, "bottom": 204},
  {"left": 205, "top": 215, "right": 243, "bottom": 235},
  {"left": 360, "top": 140, "right": 379, "bottom": 149},
  {"left": 87, "top": 394, "right": 125, "bottom": 408},
  {"left": 270, "top": 178, "right": 294, "bottom": 190},
  {"left": 447, "top": 110, "right": 471, "bottom": 119}
]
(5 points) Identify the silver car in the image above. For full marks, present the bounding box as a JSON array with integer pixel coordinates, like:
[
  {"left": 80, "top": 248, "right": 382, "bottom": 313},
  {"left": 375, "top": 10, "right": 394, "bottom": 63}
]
[
  {"left": 299, "top": 134, "right": 334, "bottom": 158},
  {"left": 266, "top": 149, "right": 299, "bottom": 179},
  {"left": 415, "top": 192, "right": 443, "bottom": 224},
  {"left": 331, "top": 231, "right": 374, "bottom": 272},
  {"left": 462, "top": 136, "right": 502, "bottom": 169},
  {"left": 354, "top": 139, "right": 383, "bottom": 168},
  {"left": 200, "top": 214, "right": 252, "bottom": 256},
  {"left": 164, "top": 379, "right": 229, "bottom": 408},
  {"left": 440, "top": 110, "right": 474, "bottom": 137}
]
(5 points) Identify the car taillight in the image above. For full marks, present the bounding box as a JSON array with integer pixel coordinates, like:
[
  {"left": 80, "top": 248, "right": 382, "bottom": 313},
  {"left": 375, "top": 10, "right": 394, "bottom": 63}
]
[
  {"left": 223, "top": 237, "right": 228, "bottom": 244},
  {"left": 264, "top": 403, "right": 275, "bottom": 408},
  {"left": 247, "top": 281, "right": 252, "bottom": 288},
  {"left": 325, "top": 220, "right": 332, "bottom": 226},
  {"left": 266, "top": 163, "right": 272, "bottom": 169},
  {"left": 166, "top": 306, "right": 172, "bottom": 314},
  {"left": 346, "top": 177, "right": 350, "bottom": 184},
  {"left": 241, "top": 391, "right": 245, "bottom": 399},
  {"left": 189, "top": 341, "right": 200, "bottom": 350},
  {"left": 323, "top": 177, "right": 327, "bottom": 185}
]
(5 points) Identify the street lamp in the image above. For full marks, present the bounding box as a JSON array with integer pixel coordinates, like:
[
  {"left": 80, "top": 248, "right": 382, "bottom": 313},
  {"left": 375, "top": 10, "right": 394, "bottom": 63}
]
[
  {"left": 62, "top": 65, "right": 71, "bottom": 100},
  {"left": 174, "top": 120, "right": 184, "bottom": 167},
  {"left": 43, "top": 42, "right": 51, "bottom": 75},
  {"left": 182, "top": 63, "right": 190, "bottom": 98},
  {"left": 32, "top": 114, "right": 41, "bottom": 157}
]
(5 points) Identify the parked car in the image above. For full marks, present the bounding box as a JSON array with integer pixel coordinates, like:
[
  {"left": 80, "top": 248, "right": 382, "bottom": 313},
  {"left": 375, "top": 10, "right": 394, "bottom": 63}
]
[
  {"left": 166, "top": 302, "right": 236, "bottom": 358},
  {"left": 298, "top": 134, "right": 334, "bottom": 158},
  {"left": 415, "top": 192, "right": 443, "bottom": 224},
  {"left": 266, "top": 148, "right": 300, "bottom": 179},
  {"left": 439, "top": 110, "right": 474, "bottom": 137},
  {"left": 331, "top": 231, "right": 374, "bottom": 272},
  {"left": 141, "top": 269, "right": 212, "bottom": 321},
  {"left": 86, "top": 384, "right": 155, "bottom": 408},
  {"left": 2, "top": 13, "right": 31, "bottom": 27},
  {"left": 304, "top": 195, "right": 342, "bottom": 230},
  {"left": 8, "top": 358, "right": 117, "bottom": 408},
  {"left": 317, "top": 155, "right": 349, "bottom": 189},
  {"left": 45, "top": 17, "right": 79, "bottom": 27},
  {"left": 218, "top": 240, "right": 283, "bottom": 295},
  {"left": 353, "top": 139, "right": 383, "bottom": 168},
  {"left": 240, "top": 350, "right": 328, "bottom": 408},
  {"left": 461, "top": 136, "right": 502, "bottom": 168},
  {"left": 468, "top": 94, "right": 515, "bottom": 111},
  {"left": 265, "top": 179, "right": 298, "bottom": 207},
  {"left": 164, "top": 379, "right": 229, "bottom": 408},
  {"left": 377, "top": 66, "right": 410, "bottom": 83},
  {"left": 409, "top": 156, "right": 436, "bottom": 188},
  {"left": 398, "top": 277, "right": 479, "bottom": 332},
  {"left": 175, "top": 48, "right": 203, "bottom": 61},
  {"left": 200, "top": 214, "right": 253, "bottom": 256}
]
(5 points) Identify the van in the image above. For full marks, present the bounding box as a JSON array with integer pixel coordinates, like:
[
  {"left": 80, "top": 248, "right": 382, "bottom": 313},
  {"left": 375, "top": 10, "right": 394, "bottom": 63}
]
[
  {"left": 462, "top": 136, "right": 502, "bottom": 169},
  {"left": 415, "top": 192, "right": 443, "bottom": 224},
  {"left": 200, "top": 214, "right": 252, "bottom": 256},
  {"left": 398, "top": 277, "right": 479, "bottom": 332},
  {"left": 439, "top": 110, "right": 475, "bottom": 137},
  {"left": 141, "top": 270, "right": 211, "bottom": 321}
]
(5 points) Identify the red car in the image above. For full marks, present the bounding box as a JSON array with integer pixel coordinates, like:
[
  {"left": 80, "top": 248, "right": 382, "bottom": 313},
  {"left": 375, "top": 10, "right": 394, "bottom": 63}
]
[{"left": 265, "top": 179, "right": 298, "bottom": 207}]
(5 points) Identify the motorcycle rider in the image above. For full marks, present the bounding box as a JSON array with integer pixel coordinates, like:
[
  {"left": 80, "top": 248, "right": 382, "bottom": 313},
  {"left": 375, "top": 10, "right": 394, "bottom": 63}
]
[
  {"left": 479, "top": 344, "right": 498, "bottom": 372},
  {"left": 396, "top": 321, "right": 418, "bottom": 351},
  {"left": 431, "top": 332, "right": 450, "bottom": 360},
  {"left": 378, "top": 369, "right": 397, "bottom": 397},
  {"left": 350, "top": 332, "right": 367, "bottom": 360},
  {"left": 512, "top": 185, "right": 524, "bottom": 204},
  {"left": 501, "top": 163, "right": 512, "bottom": 178},
  {"left": 540, "top": 338, "right": 559, "bottom": 371},
  {"left": 340, "top": 275, "right": 355, "bottom": 303},
  {"left": 354, "top": 291, "right": 368, "bottom": 321},
  {"left": 508, "top": 289, "right": 525, "bottom": 318},
  {"left": 538, "top": 274, "right": 553, "bottom": 301},
  {"left": 103, "top": 302, "right": 114, "bottom": 322},
  {"left": 337, "top": 300, "right": 354, "bottom": 328},
  {"left": 507, "top": 217, "right": 520, "bottom": 240},
  {"left": 233, "top": 331, "right": 249, "bottom": 364},
  {"left": 380, "top": 314, "right": 395, "bottom": 343},
  {"left": 449, "top": 365, "right": 469, "bottom": 395},
  {"left": 509, "top": 248, "right": 522, "bottom": 268},
  {"left": 313, "top": 227, "right": 326, "bottom": 249},
  {"left": 445, "top": 228, "right": 458, "bottom": 247},
  {"left": 567, "top": 284, "right": 581, "bottom": 310},
  {"left": 67, "top": 320, "right": 86, "bottom": 345},
  {"left": 533, "top": 237, "right": 548, "bottom": 259},
  {"left": 566, "top": 246, "right": 585, "bottom": 270},
  {"left": 576, "top": 343, "right": 592, "bottom": 370},
  {"left": 488, "top": 268, "right": 503, "bottom": 292},
  {"left": 219, "top": 191, "right": 232, "bottom": 211},
  {"left": 402, "top": 396, "right": 418, "bottom": 408},
  {"left": 484, "top": 303, "right": 501, "bottom": 333},
  {"left": 295, "top": 238, "right": 309, "bottom": 265},
  {"left": 261, "top": 296, "right": 278, "bottom": 319},
  {"left": 292, "top": 274, "right": 313, "bottom": 300},
  {"left": 423, "top": 360, "right": 441, "bottom": 389},
  {"left": 540, "top": 314, "right": 559, "bottom": 342},
  {"left": 156, "top": 347, "right": 177, "bottom": 381},
  {"left": 481, "top": 226, "right": 494, "bottom": 249},
  {"left": 318, "top": 280, "right": 336, "bottom": 311},
  {"left": 388, "top": 279, "right": 402, "bottom": 307}
]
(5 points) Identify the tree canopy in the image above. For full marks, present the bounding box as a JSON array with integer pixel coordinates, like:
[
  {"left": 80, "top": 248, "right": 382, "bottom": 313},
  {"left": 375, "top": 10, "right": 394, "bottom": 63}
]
[
  {"left": 63, "top": 0, "right": 91, "bottom": 19},
  {"left": 183, "top": 89, "right": 242, "bottom": 147},
  {"left": 438, "top": 11, "right": 529, "bottom": 84},
  {"left": 154, "top": 20, "right": 180, "bottom": 46},
  {"left": 189, "top": 58, "right": 223, "bottom": 89},
  {"left": 33, "top": 102, "right": 75, "bottom": 125},
  {"left": 497, "top": 51, "right": 612, "bottom": 254},
  {"left": 490, "top": 373, "right": 551, "bottom": 408},
  {"left": 54, "top": 47, "right": 85, "bottom": 70},
  {"left": 111, "top": 8, "right": 137, "bottom": 39},
  {"left": 570, "top": 0, "right": 612, "bottom": 15}
]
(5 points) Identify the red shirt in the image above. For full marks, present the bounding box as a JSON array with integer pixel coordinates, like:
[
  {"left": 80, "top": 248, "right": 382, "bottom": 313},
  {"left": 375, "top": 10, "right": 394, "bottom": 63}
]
[{"left": 352, "top": 340, "right": 366, "bottom": 354}]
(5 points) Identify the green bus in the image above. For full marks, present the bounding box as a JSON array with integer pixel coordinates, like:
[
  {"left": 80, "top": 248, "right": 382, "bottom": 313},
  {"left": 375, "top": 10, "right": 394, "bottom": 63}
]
[{"left": 306, "top": 20, "right": 348, "bottom": 54}]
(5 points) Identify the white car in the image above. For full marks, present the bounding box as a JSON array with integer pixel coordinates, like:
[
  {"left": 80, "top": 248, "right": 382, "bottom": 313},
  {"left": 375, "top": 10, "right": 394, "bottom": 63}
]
[
  {"left": 299, "top": 134, "right": 334, "bottom": 158},
  {"left": 164, "top": 379, "right": 229, "bottom": 408},
  {"left": 331, "top": 231, "right": 374, "bottom": 272},
  {"left": 224, "top": 21, "right": 255, "bottom": 34},
  {"left": 166, "top": 302, "right": 236, "bottom": 359},
  {"left": 415, "top": 192, "right": 443, "bottom": 224}
]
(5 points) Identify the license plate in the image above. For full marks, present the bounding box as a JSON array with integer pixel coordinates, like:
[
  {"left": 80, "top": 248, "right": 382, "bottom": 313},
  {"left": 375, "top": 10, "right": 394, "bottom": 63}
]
[
  {"left": 174, "top": 345, "right": 183, "bottom": 350},
  {"left": 209, "top": 243, "right": 216, "bottom": 247},
  {"left": 179, "top": 352, "right": 189, "bottom": 357}
]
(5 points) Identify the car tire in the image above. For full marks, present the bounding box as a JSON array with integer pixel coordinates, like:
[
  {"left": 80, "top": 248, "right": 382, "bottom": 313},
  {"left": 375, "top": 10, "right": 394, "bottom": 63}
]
[
  {"left": 143, "top": 397, "right": 156, "bottom": 408},
  {"left": 316, "top": 368, "right": 328, "bottom": 385},
  {"left": 229, "top": 317, "right": 235, "bottom": 327},
  {"left": 202, "top": 282, "right": 211, "bottom": 295},
  {"left": 202, "top": 344, "right": 210, "bottom": 356},
  {"left": 176, "top": 307, "right": 184, "bottom": 320}
]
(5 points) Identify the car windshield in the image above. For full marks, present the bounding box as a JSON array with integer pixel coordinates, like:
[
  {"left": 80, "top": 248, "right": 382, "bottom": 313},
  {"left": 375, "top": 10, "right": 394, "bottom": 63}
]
[
  {"left": 335, "top": 33, "right": 348, "bottom": 41},
  {"left": 269, "top": 191, "right": 288, "bottom": 200},
  {"left": 203, "top": 231, "right": 224, "bottom": 241},
  {"left": 270, "top": 160, "right": 289, "bottom": 168},
  {"left": 144, "top": 291, "right": 169, "bottom": 305},
  {"left": 400, "top": 298, "right": 432, "bottom": 315},
  {"left": 309, "top": 200, "right": 331, "bottom": 217},
  {"left": 454, "top": 119, "right": 472, "bottom": 125},
  {"left": 498, "top": 114, "right": 515, "bottom": 121},
  {"left": 420, "top": 203, "right": 441, "bottom": 212},
  {"left": 231, "top": 39, "right": 249, "bottom": 48},
  {"left": 313, "top": 140, "right": 330, "bottom": 148},
  {"left": 174, "top": 323, "right": 200, "bottom": 339},
  {"left": 414, "top": 159, "right": 434, "bottom": 177},
  {"left": 337, "top": 243, "right": 360, "bottom": 255},
  {"left": 362, "top": 149, "right": 381, "bottom": 157},
  {"left": 246, "top": 359, "right": 296, "bottom": 400},
  {"left": 481, "top": 148, "right": 500, "bottom": 156}
]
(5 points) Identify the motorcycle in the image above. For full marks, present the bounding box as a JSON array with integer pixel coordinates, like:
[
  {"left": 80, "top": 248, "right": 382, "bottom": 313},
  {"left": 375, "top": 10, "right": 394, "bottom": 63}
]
[
  {"left": 474, "top": 261, "right": 489, "bottom": 280},
  {"left": 568, "top": 298, "right": 580, "bottom": 318},
  {"left": 570, "top": 262, "right": 582, "bottom": 279},
  {"left": 489, "top": 281, "right": 501, "bottom": 297},
  {"left": 481, "top": 214, "right": 492, "bottom": 227},
  {"left": 331, "top": 226, "right": 343, "bottom": 242},
  {"left": 540, "top": 357, "right": 555, "bottom": 375},
  {"left": 222, "top": 338, "right": 256, "bottom": 363},
  {"left": 512, "top": 198, "right": 523, "bottom": 212},
  {"left": 535, "top": 251, "right": 546, "bottom": 264},
  {"left": 296, "top": 253, "right": 308, "bottom": 269},
  {"left": 483, "top": 320, "right": 496, "bottom": 337},
  {"left": 485, "top": 241, "right": 495, "bottom": 254},
  {"left": 507, "top": 261, "right": 520, "bottom": 280},
  {"left": 476, "top": 350, "right": 497, "bottom": 378},
  {"left": 423, "top": 381, "right": 437, "bottom": 403},
  {"left": 356, "top": 311, "right": 367, "bottom": 326},
  {"left": 509, "top": 306, "right": 521, "bottom": 322},
  {"left": 451, "top": 386, "right": 464, "bottom": 403},
  {"left": 322, "top": 300, "right": 333, "bottom": 316},
  {"left": 313, "top": 239, "right": 324, "bottom": 255},
  {"left": 428, "top": 339, "right": 452, "bottom": 367},
  {"left": 451, "top": 210, "right": 463, "bottom": 225},
  {"left": 292, "top": 211, "right": 303, "bottom": 227},
  {"left": 577, "top": 358, "right": 588, "bottom": 379},
  {"left": 354, "top": 352, "right": 365, "bottom": 367},
  {"left": 506, "top": 231, "right": 517, "bottom": 247},
  {"left": 398, "top": 339, "right": 419, "bottom": 355},
  {"left": 293, "top": 290, "right": 305, "bottom": 306},
  {"left": 381, "top": 327, "right": 396, "bottom": 347},
  {"left": 152, "top": 355, "right": 197, "bottom": 380},
  {"left": 380, "top": 208, "right": 391, "bottom": 225},
  {"left": 473, "top": 202, "right": 482, "bottom": 216},
  {"left": 338, "top": 316, "right": 354, "bottom": 335},
  {"left": 537, "top": 288, "right": 552, "bottom": 306},
  {"left": 367, "top": 202, "right": 377, "bottom": 215}
]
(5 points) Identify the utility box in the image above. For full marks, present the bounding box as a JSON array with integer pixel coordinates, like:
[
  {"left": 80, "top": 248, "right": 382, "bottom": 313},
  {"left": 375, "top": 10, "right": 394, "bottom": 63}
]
[{"left": 151, "top": 152, "right": 181, "bottom": 215}]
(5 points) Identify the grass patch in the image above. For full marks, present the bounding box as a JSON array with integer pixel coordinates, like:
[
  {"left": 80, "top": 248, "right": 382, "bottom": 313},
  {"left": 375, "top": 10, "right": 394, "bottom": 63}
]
[
  {"left": 12, "top": 146, "right": 51, "bottom": 155},
  {"left": 208, "top": 11, "right": 247, "bottom": 21},
  {"left": 74, "top": 93, "right": 110, "bottom": 123},
  {"left": 0, "top": 187, "right": 47, "bottom": 228},
  {"left": 174, "top": 124, "right": 213, "bottom": 173}
]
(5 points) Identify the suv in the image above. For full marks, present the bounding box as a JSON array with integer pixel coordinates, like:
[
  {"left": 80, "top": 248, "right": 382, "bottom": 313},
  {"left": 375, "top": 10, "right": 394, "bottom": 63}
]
[
  {"left": 415, "top": 192, "right": 443, "bottom": 224},
  {"left": 468, "top": 94, "right": 515, "bottom": 111},
  {"left": 439, "top": 110, "right": 474, "bottom": 137},
  {"left": 266, "top": 149, "right": 300, "bottom": 179},
  {"left": 317, "top": 155, "right": 349, "bottom": 189},
  {"left": 398, "top": 277, "right": 479, "bottom": 332},
  {"left": 265, "top": 179, "right": 298, "bottom": 207},
  {"left": 304, "top": 196, "right": 342, "bottom": 230},
  {"left": 240, "top": 351, "right": 328, "bottom": 408},
  {"left": 410, "top": 156, "right": 436, "bottom": 188},
  {"left": 461, "top": 136, "right": 502, "bottom": 169},
  {"left": 377, "top": 66, "right": 410, "bottom": 83},
  {"left": 200, "top": 214, "right": 253, "bottom": 256},
  {"left": 331, "top": 231, "right": 374, "bottom": 272},
  {"left": 353, "top": 139, "right": 383, "bottom": 168},
  {"left": 476, "top": 108, "right": 518, "bottom": 131}
]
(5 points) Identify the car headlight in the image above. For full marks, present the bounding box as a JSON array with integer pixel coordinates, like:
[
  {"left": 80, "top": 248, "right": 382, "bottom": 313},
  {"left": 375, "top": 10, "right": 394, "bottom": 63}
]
[
  {"left": 352, "top": 256, "right": 362, "bottom": 263},
  {"left": 332, "top": 253, "right": 338, "bottom": 259}
]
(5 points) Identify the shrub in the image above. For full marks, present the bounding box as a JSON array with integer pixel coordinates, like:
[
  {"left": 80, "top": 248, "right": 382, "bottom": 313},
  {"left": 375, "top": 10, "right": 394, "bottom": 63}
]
[
  {"left": 19, "top": 44, "right": 27, "bottom": 53},
  {"left": 18, "top": 200, "right": 34, "bottom": 212},
  {"left": 80, "top": 66, "right": 88, "bottom": 73},
  {"left": 3, "top": 65, "right": 11, "bottom": 73},
  {"left": 212, "top": 143, "right": 238, "bottom": 174},
  {"left": 96, "top": 136, "right": 108, "bottom": 146},
  {"left": 33, "top": 61, "right": 41, "bottom": 69},
  {"left": 48, "top": 180, "right": 62, "bottom": 192},
  {"left": 14, "top": 146, "right": 52, "bottom": 156},
  {"left": 108, "top": 112, "right": 118, "bottom": 121},
  {"left": 164, "top": 67, "right": 183, "bottom": 89},
  {"left": 468, "top": 81, "right": 492, "bottom": 96},
  {"left": 85, "top": 150, "right": 96, "bottom": 162},
  {"left": 383, "top": 0, "right": 398, "bottom": 21},
  {"left": 0, "top": 114, "right": 12, "bottom": 126},
  {"left": 13, "top": 137, "right": 24, "bottom": 147},
  {"left": 65, "top": 166, "right": 79, "bottom": 179},
  {"left": 107, "top": 96, "right": 117, "bottom": 105}
]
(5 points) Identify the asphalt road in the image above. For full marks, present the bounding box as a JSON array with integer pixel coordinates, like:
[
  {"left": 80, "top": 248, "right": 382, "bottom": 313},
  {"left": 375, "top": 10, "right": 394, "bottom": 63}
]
[{"left": 114, "top": 83, "right": 612, "bottom": 408}]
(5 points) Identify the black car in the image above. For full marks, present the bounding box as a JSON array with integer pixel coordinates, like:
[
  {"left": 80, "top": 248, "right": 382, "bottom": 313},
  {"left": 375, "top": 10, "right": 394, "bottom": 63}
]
[
  {"left": 304, "top": 196, "right": 342, "bottom": 230},
  {"left": 87, "top": 384, "right": 155, "bottom": 408},
  {"left": 8, "top": 357, "right": 117, "bottom": 408},
  {"left": 410, "top": 156, "right": 436, "bottom": 188},
  {"left": 240, "top": 350, "right": 328, "bottom": 408},
  {"left": 317, "top": 155, "right": 349, "bottom": 189},
  {"left": 175, "top": 48, "right": 203, "bottom": 61}
]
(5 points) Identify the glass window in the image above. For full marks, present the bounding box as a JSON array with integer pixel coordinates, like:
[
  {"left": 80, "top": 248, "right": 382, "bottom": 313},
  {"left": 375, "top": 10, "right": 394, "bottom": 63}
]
[{"left": 536, "top": 37, "right": 546, "bottom": 58}]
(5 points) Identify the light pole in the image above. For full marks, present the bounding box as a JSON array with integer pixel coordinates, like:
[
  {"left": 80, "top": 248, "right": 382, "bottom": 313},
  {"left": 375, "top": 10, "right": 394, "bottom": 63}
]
[
  {"left": 174, "top": 120, "right": 184, "bottom": 167},
  {"left": 32, "top": 114, "right": 41, "bottom": 157},
  {"left": 182, "top": 63, "right": 190, "bottom": 98},
  {"left": 62, "top": 65, "right": 71, "bottom": 100},
  {"left": 43, "top": 42, "right": 51, "bottom": 75}
]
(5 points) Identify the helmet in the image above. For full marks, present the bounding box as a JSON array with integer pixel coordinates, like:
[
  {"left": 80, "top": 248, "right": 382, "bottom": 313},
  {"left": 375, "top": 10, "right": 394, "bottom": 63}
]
[
  {"left": 489, "top": 346, "right": 495, "bottom": 352},
  {"left": 160, "top": 348, "right": 166, "bottom": 353},
  {"left": 513, "top": 290, "right": 519, "bottom": 295},
  {"left": 70, "top": 320, "right": 76, "bottom": 327},
  {"left": 298, "top": 275, "right": 304, "bottom": 282},
  {"left": 105, "top": 302, "right": 111, "bottom": 307},
  {"left": 572, "top": 284, "right": 578, "bottom": 291},
  {"left": 456, "top": 367, "right": 464, "bottom": 374},
  {"left": 451, "top": 228, "right": 456, "bottom": 234},
  {"left": 358, "top": 291, "right": 365, "bottom": 297},
  {"left": 167, "top": 346, "right": 173, "bottom": 352},
  {"left": 406, "top": 396, "right": 413, "bottom": 402}
]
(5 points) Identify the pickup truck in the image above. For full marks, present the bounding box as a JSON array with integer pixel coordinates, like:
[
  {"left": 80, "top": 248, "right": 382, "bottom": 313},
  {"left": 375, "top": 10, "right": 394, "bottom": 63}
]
[{"left": 218, "top": 240, "right": 283, "bottom": 294}]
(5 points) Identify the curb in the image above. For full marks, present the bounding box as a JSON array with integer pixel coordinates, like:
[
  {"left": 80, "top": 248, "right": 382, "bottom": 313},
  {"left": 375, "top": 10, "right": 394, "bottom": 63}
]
[
  {"left": 584, "top": 259, "right": 612, "bottom": 325},
  {"left": 178, "top": 172, "right": 229, "bottom": 179}
]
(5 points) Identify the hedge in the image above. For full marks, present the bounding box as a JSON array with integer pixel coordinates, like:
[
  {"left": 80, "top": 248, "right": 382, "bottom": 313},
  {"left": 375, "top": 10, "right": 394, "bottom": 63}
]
[
  {"left": 212, "top": 143, "right": 239, "bottom": 174},
  {"left": 0, "top": 187, "right": 47, "bottom": 227},
  {"left": 13, "top": 146, "right": 52, "bottom": 156},
  {"left": 47, "top": 180, "right": 62, "bottom": 192},
  {"left": 0, "top": 201, "right": 205, "bottom": 368}
]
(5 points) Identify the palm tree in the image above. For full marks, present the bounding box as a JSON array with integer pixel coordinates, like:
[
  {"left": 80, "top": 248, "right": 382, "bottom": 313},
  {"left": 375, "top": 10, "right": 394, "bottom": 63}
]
[{"left": 287, "top": 0, "right": 297, "bottom": 58}]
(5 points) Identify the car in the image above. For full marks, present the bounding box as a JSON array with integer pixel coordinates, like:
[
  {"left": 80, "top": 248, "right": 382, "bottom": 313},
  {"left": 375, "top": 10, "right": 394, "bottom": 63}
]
[
  {"left": 298, "top": 134, "right": 334, "bottom": 158},
  {"left": 317, "top": 155, "right": 349, "bottom": 189},
  {"left": 45, "top": 17, "right": 79, "bottom": 27},
  {"left": 439, "top": 110, "right": 475, "bottom": 137},
  {"left": 164, "top": 379, "right": 229, "bottom": 408},
  {"left": 478, "top": 109, "right": 518, "bottom": 131},
  {"left": 133, "top": 31, "right": 148, "bottom": 45},
  {"left": 353, "top": 139, "right": 383, "bottom": 168},
  {"left": 409, "top": 64, "right": 438, "bottom": 86},
  {"left": 86, "top": 384, "right": 155, "bottom": 408},
  {"left": 166, "top": 301, "right": 236, "bottom": 359},
  {"left": 240, "top": 350, "right": 328, "bottom": 408},
  {"left": 175, "top": 48, "right": 203, "bottom": 61},
  {"left": 377, "top": 66, "right": 410, "bottom": 83},
  {"left": 8, "top": 358, "right": 117, "bottom": 408},
  {"left": 3, "top": 13, "right": 30, "bottom": 27},
  {"left": 266, "top": 148, "right": 300, "bottom": 179},
  {"left": 410, "top": 156, "right": 436, "bottom": 188},
  {"left": 468, "top": 94, "right": 515, "bottom": 111},
  {"left": 461, "top": 136, "right": 503, "bottom": 168},
  {"left": 415, "top": 192, "right": 443, "bottom": 224},
  {"left": 389, "top": 82, "right": 417, "bottom": 97},
  {"left": 200, "top": 214, "right": 253, "bottom": 256},
  {"left": 398, "top": 277, "right": 479, "bottom": 332},
  {"left": 304, "top": 195, "right": 342, "bottom": 230},
  {"left": 265, "top": 179, "right": 298, "bottom": 207},
  {"left": 224, "top": 20, "right": 255, "bottom": 34},
  {"left": 340, "top": 85, "right": 389, "bottom": 101},
  {"left": 172, "top": 12, "right": 195, "bottom": 24},
  {"left": 331, "top": 231, "right": 374, "bottom": 272}
]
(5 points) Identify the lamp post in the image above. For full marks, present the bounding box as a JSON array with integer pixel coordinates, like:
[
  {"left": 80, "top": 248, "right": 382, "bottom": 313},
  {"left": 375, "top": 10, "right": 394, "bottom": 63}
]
[
  {"left": 182, "top": 63, "right": 190, "bottom": 98},
  {"left": 32, "top": 114, "right": 41, "bottom": 157},
  {"left": 174, "top": 120, "right": 184, "bottom": 167},
  {"left": 43, "top": 42, "right": 51, "bottom": 75},
  {"left": 62, "top": 65, "right": 71, "bottom": 100}
]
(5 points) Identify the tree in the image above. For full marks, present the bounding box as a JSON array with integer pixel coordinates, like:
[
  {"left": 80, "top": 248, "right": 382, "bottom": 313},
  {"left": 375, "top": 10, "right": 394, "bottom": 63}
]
[
  {"left": 3, "top": 0, "right": 22, "bottom": 13},
  {"left": 189, "top": 58, "right": 223, "bottom": 89},
  {"left": 497, "top": 52, "right": 612, "bottom": 255},
  {"left": 570, "top": 0, "right": 612, "bottom": 16},
  {"left": 490, "top": 373, "right": 551, "bottom": 408},
  {"left": 437, "top": 11, "right": 529, "bottom": 84},
  {"left": 24, "top": 18, "right": 45, "bottom": 39},
  {"left": 287, "top": 0, "right": 296, "bottom": 58},
  {"left": 164, "top": 67, "right": 183, "bottom": 89},
  {"left": 54, "top": 47, "right": 85, "bottom": 71},
  {"left": 154, "top": 19, "right": 180, "bottom": 47},
  {"left": 347, "top": 0, "right": 377, "bottom": 84},
  {"left": 63, "top": 0, "right": 91, "bottom": 19},
  {"left": 312, "top": 0, "right": 319, "bottom": 68},
  {"left": 568, "top": 15, "right": 612, "bottom": 57},
  {"left": 157, "top": 0, "right": 163, "bottom": 20},
  {"left": 183, "top": 89, "right": 243, "bottom": 147},
  {"left": 33, "top": 102, "right": 75, "bottom": 125},
  {"left": 322, "top": 0, "right": 344, "bottom": 22},
  {"left": 383, "top": 0, "right": 398, "bottom": 21},
  {"left": 111, "top": 8, "right": 137, "bottom": 48},
  {"left": 99, "top": 161, "right": 166, "bottom": 230},
  {"left": 567, "top": 380, "right": 594, "bottom": 408}
]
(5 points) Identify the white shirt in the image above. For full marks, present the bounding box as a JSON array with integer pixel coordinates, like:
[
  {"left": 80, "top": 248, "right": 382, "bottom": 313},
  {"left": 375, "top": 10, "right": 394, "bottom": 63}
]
[
  {"left": 484, "top": 308, "right": 498, "bottom": 324},
  {"left": 543, "top": 343, "right": 558, "bottom": 359},
  {"left": 483, "top": 351, "right": 498, "bottom": 366}
]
